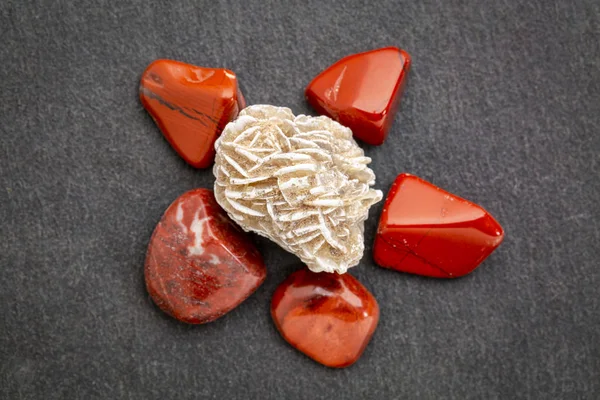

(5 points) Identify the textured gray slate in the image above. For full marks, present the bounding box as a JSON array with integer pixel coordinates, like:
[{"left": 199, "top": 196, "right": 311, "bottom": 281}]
[{"left": 1, "top": 0, "right": 599, "bottom": 399}]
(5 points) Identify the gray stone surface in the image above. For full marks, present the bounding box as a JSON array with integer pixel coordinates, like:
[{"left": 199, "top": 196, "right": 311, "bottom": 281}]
[{"left": 1, "top": 0, "right": 599, "bottom": 398}]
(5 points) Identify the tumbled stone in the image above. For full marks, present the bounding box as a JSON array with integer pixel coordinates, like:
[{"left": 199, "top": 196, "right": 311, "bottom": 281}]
[
  {"left": 374, "top": 173, "right": 504, "bottom": 278},
  {"left": 306, "top": 47, "right": 411, "bottom": 145},
  {"left": 271, "top": 268, "right": 379, "bottom": 368},
  {"left": 140, "top": 59, "right": 245, "bottom": 168},
  {"left": 145, "top": 188, "right": 265, "bottom": 323}
]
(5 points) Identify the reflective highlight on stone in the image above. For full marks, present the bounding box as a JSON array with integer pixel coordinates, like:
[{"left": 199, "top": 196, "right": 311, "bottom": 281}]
[
  {"left": 305, "top": 47, "right": 411, "bottom": 145},
  {"left": 145, "top": 189, "right": 265, "bottom": 323},
  {"left": 374, "top": 174, "right": 504, "bottom": 278},
  {"left": 140, "top": 59, "right": 245, "bottom": 168},
  {"left": 271, "top": 268, "right": 379, "bottom": 368}
]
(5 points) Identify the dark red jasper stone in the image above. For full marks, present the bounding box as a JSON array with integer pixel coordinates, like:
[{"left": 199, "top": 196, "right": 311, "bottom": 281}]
[
  {"left": 374, "top": 174, "right": 504, "bottom": 278},
  {"left": 305, "top": 47, "right": 411, "bottom": 145},
  {"left": 271, "top": 268, "right": 379, "bottom": 368},
  {"left": 145, "top": 189, "right": 266, "bottom": 323},
  {"left": 140, "top": 59, "right": 245, "bottom": 168}
]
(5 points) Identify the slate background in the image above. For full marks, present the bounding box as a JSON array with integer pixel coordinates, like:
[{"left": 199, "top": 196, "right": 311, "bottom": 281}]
[{"left": 1, "top": 0, "right": 599, "bottom": 399}]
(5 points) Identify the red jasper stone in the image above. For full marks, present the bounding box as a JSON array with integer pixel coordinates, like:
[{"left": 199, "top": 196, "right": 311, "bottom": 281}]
[
  {"left": 305, "top": 47, "right": 411, "bottom": 145},
  {"left": 140, "top": 59, "right": 245, "bottom": 168},
  {"left": 271, "top": 268, "right": 379, "bottom": 368},
  {"left": 374, "top": 174, "right": 504, "bottom": 278},
  {"left": 145, "top": 189, "right": 265, "bottom": 324}
]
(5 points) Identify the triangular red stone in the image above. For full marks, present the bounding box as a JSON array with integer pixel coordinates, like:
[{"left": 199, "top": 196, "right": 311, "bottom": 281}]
[
  {"left": 305, "top": 47, "right": 410, "bottom": 145},
  {"left": 140, "top": 60, "right": 245, "bottom": 168},
  {"left": 374, "top": 174, "right": 504, "bottom": 278}
]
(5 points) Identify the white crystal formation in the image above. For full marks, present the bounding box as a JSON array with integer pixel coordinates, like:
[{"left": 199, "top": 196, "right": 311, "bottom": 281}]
[{"left": 213, "top": 105, "right": 382, "bottom": 274}]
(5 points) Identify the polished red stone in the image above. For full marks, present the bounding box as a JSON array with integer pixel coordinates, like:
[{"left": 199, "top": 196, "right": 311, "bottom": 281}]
[
  {"left": 140, "top": 59, "right": 245, "bottom": 168},
  {"left": 145, "top": 189, "right": 265, "bottom": 323},
  {"left": 374, "top": 174, "right": 504, "bottom": 278},
  {"left": 271, "top": 268, "right": 379, "bottom": 368},
  {"left": 305, "top": 47, "right": 411, "bottom": 145}
]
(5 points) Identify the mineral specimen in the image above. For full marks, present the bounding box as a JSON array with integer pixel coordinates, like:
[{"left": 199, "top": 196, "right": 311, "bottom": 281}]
[
  {"left": 305, "top": 47, "right": 411, "bottom": 145},
  {"left": 374, "top": 173, "right": 504, "bottom": 278},
  {"left": 271, "top": 268, "right": 379, "bottom": 367},
  {"left": 213, "top": 105, "right": 382, "bottom": 274},
  {"left": 145, "top": 189, "right": 266, "bottom": 323},
  {"left": 140, "top": 59, "right": 245, "bottom": 168}
]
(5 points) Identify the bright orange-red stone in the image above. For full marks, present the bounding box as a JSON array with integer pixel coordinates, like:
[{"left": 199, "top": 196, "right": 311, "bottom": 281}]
[
  {"left": 140, "top": 60, "right": 245, "bottom": 168},
  {"left": 145, "top": 189, "right": 265, "bottom": 324},
  {"left": 271, "top": 268, "right": 379, "bottom": 368},
  {"left": 305, "top": 47, "right": 411, "bottom": 145},
  {"left": 374, "top": 174, "right": 504, "bottom": 278}
]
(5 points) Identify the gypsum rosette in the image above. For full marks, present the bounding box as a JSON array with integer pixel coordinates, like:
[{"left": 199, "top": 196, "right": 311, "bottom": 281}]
[{"left": 213, "top": 105, "right": 382, "bottom": 274}]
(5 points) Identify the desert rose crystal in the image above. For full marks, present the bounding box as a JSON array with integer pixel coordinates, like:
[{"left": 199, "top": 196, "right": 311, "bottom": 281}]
[{"left": 213, "top": 105, "right": 382, "bottom": 274}]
